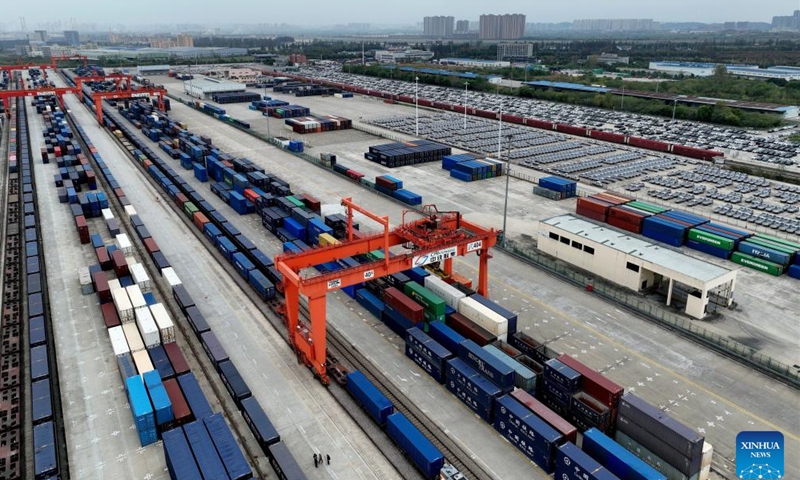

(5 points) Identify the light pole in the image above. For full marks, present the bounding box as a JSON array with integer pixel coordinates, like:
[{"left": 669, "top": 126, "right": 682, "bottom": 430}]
[
  {"left": 463, "top": 81, "right": 469, "bottom": 130},
  {"left": 672, "top": 99, "right": 678, "bottom": 122},
  {"left": 620, "top": 85, "right": 625, "bottom": 110},
  {"left": 501, "top": 133, "right": 513, "bottom": 249},
  {"left": 415, "top": 76, "right": 419, "bottom": 136}
]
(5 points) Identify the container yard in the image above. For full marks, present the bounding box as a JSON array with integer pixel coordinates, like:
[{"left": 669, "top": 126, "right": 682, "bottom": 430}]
[{"left": 0, "top": 59, "right": 796, "bottom": 480}]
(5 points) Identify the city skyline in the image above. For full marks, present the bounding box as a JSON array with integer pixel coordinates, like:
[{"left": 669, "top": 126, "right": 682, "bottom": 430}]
[{"left": 1, "top": 1, "right": 799, "bottom": 28}]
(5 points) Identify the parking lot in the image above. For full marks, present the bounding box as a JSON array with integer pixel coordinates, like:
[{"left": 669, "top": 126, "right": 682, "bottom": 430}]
[{"left": 292, "top": 66, "right": 800, "bottom": 169}]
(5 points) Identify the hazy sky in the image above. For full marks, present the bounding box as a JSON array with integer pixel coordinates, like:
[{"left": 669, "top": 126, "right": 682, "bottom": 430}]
[{"left": 6, "top": 1, "right": 800, "bottom": 26}]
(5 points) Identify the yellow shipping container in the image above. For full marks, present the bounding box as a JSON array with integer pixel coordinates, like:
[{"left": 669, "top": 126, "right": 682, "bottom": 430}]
[{"left": 318, "top": 233, "right": 339, "bottom": 247}]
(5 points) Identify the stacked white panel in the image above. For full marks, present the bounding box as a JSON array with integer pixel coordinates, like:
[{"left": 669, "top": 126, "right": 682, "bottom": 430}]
[
  {"left": 423, "top": 275, "right": 466, "bottom": 309},
  {"left": 124, "top": 205, "right": 138, "bottom": 217},
  {"left": 108, "top": 326, "right": 130, "bottom": 357},
  {"left": 108, "top": 278, "right": 122, "bottom": 291},
  {"left": 130, "top": 263, "right": 151, "bottom": 292},
  {"left": 458, "top": 297, "right": 508, "bottom": 341},
  {"left": 111, "top": 287, "right": 134, "bottom": 323},
  {"left": 116, "top": 233, "right": 133, "bottom": 255},
  {"left": 149, "top": 303, "right": 176, "bottom": 343},
  {"left": 135, "top": 307, "right": 160, "bottom": 348},
  {"left": 161, "top": 267, "right": 182, "bottom": 288},
  {"left": 132, "top": 350, "right": 154, "bottom": 375},
  {"left": 125, "top": 285, "right": 147, "bottom": 310},
  {"left": 78, "top": 267, "right": 92, "bottom": 286},
  {"left": 122, "top": 322, "right": 145, "bottom": 353},
  {"left": 102, "top": 208, "right": 114, "bottom": 221}
]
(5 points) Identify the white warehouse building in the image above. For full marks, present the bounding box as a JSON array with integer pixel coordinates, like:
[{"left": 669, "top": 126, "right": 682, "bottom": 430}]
[
  {"left": 539, "top": 215, "right": 737, "bottom": 319},
  {"left": 183, "top": 77, "right": 245, "bottom": 99}
]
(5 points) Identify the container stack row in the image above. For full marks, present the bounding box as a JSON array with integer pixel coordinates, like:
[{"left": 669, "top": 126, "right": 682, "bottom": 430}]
[
  {"left": 265, "top": 105, "right": 311, "bottom": 119},
  {"left": 365, "top": 139, "right": 452, "bottom": 168},
  {"left": 576, "top": 191, "right": 800, "bottom": 278},
  {"left": 534, "top": 176, "right": 578, "bottom": 200},
  {"left": 250, "top": 98, "right": 290, "bottom": 113},
  {"left": 284, "top": 115, "right": 352, "bottom": 134},
  {"left": 210, "top": 92, "right": 262, "bottom": 104}
]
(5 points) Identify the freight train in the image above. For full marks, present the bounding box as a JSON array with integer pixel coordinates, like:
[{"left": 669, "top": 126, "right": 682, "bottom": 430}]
[{"left": 274, "top": 72, "right": 724, "bottom": 162}]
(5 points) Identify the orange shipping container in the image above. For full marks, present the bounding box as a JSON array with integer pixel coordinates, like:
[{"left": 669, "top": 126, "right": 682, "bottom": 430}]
[
  {"left": 193, "top": 212, "right": 209, "bottom": 230},
  {"left": 243, "top": 189, "right": 260, "bottom": 203}
]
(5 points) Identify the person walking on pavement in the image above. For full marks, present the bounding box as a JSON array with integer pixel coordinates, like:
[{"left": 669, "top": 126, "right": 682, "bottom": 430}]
[
  {"left": 326, "top": 454, "right": 330, "bottom": 465},
  {"left": 313, "top": 453, "right": 318, "bottom": 468}
]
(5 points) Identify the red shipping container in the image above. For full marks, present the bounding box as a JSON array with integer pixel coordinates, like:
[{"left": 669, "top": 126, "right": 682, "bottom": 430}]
[
  {"left": 113, "top": 187, "right": 125, "bottom": 199},
  {"left": 511, "top": 389, "right": 578, "bottom": 444},
  {"left": 607, "top": 216, "right": 642, "bottom": 234},
  {"left": 375, "top": 176, "right": 399, "bottom": 191},
  {"left": 193, "top": 212, "right": 209, "bottom": 230},
  {"left": 592, "top": 192, "right": 632, "bottom": 205},
  {"left": 557, "top": 354, "right": 623, "bottom": 408},
  {"left": 112, "top": 250, "right": 129, "bottom": 278},
  {"left": 144, "top": 238, "right": 160, "bottom": 255},
  {"left": 162, "top": 378, "right": 192, "bottom": 427},
  {"left": 446, "top": 312, "right": 495, "bottom": 346},
  {"left": 75, "top": 216, "right": 90, "bottom": 244},
  {"left": 95, "top": 247, "right": 111, "bottom": 271},
  {"left": 94, "top": 271, "right": 111, "bottom": 303},
  {"left": 243, "top": 189, "right": 260, "bottom": 204},
  {"left": 449, "top": 273, "right": 472, "bottom": 289},
  {"left": 101, "top": 302, "right": 121, "bottom": 328},
  {"left": 163, "top": 342, "right": 190, "bottom": 376},
  {"left": 40, "top": 147, "right": 48, "bottom": 160},
  {"left": 384, "top": 287, "right": 424, "bottom": 322},
  {"left": 301, "top": 194, "right": 321, "bottom": 213},
  {"left": 143, "top": 159, "right": 153, "bottom": 170},
  {"left": 175, "top": 193, "right": 188, "bottom": 208}
]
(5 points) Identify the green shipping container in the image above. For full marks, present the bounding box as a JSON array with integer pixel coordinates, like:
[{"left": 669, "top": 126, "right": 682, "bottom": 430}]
[
  {"left": 747, "top": 236, "right": 797, "bottom": 255},
  {"left": 403, "top": 281, "right": 446, "bottom": 321},
  {"left": 688, "top": 229, "right": 734, "bottom": 251},
  {"left": 285, "top": 196, "right": 306, "bottom": 210},
  {"left": 184, "top": 202, "right": 198, "bottom": 219},
  {"left": 731, "top": 252, "right": 783, "bottom": 276},
  {"left": 627, "top": 201, "right": 668, "bottom": 214},
  {"left": 752, "top": 233, "right": 800, "bottom": 251},
  {"left": 366, "top": 250, "right": 385, "bottom": 262}
]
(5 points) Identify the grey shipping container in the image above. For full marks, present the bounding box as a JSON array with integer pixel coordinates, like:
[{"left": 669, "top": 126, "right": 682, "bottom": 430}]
[
  {"left": 619, "top": 394, "right": 704, "bottom": 461},
  {"left": 617, "top": 415, "right": 701, "bottom": 476},
  {"left": 201, "top": 331, "right": 229, "bottom": 371}
]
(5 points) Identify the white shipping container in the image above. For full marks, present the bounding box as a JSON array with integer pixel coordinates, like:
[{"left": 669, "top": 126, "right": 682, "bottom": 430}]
[
  {"left": 111, "top": 287, "right": 134, "bottom": 322},
  {"left": 116, "top": 233, "right": 133, "bottom": 255},
  {"left": 124, "top": 205, "right": 138, "bottom": 217},
  {"left": 102, "top": 208, "right": 114, "bottom": 221},
  {"left": 78, "top": 267, "right": 92, "bottom": 286},
  {"left": 458, "top": 296, "right": 508, "bottom": 340},
  {"left": 149, "top": 303, "right": 176, "bottom": 343},
  {"left": 701, "top": 442, "right": 713, "bottom": 468},
  {"left": 130, "top": 263, "right": 151, "bottom": 292},
  {"left": 108, "top": 326, "right": 130, "bottom": 357},
  {"left": 126, "top": 285, "right": 147, "bottom": 310},
  {"left": 135, "top": 307, "right": 160, "bottom": 348},
  {"left": 132, "top": 349, "right": 154, "bottom": 376},
  {"left": 108, "top": 278, "right": 122, "bottom": 291},
  {"left": 122, "top": 322, "right": 145, "bottom": 353},
  {"left": 423, "top": 275, "right": 466, "bottom": 309},
  {"left": 161, "top": 267, "right": 182, "bottom": 288},
  {"left": 699, "top": 465, "right": 711, "bottom": 480}
]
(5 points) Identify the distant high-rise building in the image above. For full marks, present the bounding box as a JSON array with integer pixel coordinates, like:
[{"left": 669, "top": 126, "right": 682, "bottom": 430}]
[
  {"left": 423, "top": 16, "right": 455, "bottom": 37},
  {"left": 34, "top": 30, "right": 48, "bottom": 42},
  {"left": 479, "top": 14, "right": 526, "bottom": 39},
  {"left": 772, "top": 10, "right": 800, "bottom": 31},
  {"left": 497, "top": 43, "right": 534, "bottom": 60},
  {"left": 63, "top": 30, "right": 80, "bottom": 45},
  {"left": 176, "top": 34, "right": 194, "bottom": 47},
  {"left": 455, "top": 20, "right": 470, "bottom": 33},
  {"left": 572, "top": 19, "right": 655, "bottom": 32}
]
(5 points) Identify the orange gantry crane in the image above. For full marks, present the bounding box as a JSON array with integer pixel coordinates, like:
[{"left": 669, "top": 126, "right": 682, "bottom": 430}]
[
  {"left": 76, "top": 73, "right": 132, "bottom": 97},
  {"left": 91, "top": 87, "right": 166, "bottom": 124},
  {"left": 51, "top": 54, "right": 89, "bottom": 68},
  {"left": 275, "top": 198, "right": 498, "bottom": 385},
  {"left": 0, "top": 86, "right": 80, "bottom": 110}
]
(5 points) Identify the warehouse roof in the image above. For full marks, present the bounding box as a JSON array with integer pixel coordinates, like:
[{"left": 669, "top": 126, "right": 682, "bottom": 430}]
[
  {"left": 543, "top": 214, "right": 732, "bottom": 283},
  {"left": 184, "top": 76, "right": 245, "bottom": 93},
  {"left": 138, "top": 65, "right": 170, "bottom": 72},
  {"left": 522, "top": 81, "right": 610, "bottom": 93}
]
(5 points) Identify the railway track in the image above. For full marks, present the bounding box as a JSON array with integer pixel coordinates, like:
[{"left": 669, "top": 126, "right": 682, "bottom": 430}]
[{"left": 69, "top": 74, "right": 499, "bottom": 479}]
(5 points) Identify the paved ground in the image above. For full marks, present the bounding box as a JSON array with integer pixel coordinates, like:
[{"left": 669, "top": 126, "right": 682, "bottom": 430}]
[
  {"left": 123, "top": 91, "right": 799, "bottom": 479},
  {"left": 58, "top": 79, "right": 402, "bottom": 479},
  {"left": 158, "top": 78, "right": 800, "bottom": 369}
]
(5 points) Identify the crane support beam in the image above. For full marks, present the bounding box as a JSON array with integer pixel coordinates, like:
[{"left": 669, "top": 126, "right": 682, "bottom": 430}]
[{"left": 92, "top": 88, "right": 166, "bottom": 124}]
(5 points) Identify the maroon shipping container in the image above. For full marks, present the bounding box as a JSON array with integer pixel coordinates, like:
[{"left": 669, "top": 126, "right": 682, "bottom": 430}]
[
  {"left": 628, "top": 136, "right": 670, "bottom": 152},
  {"left": 557, "top": 355, "right": 624, "bottom": 409},
  {"left": 556, "top": 124, "right": 590, "bottom": 137},
  {"left": 511, "top": 389, "right": 578, "bottom": 445},
  {"left": 175, "top": 193, "right": 189, "bottom": 208},
  {"left": 672, "top": 144, "right": 722, "bottom": 161},
  {"left": 375, "top": 176, "right": 400, "bottom": 191},
  {"left": 589, "top": 130, "right": 627, "bottom": 144},
  {"left": 591, "top": 192, "right": 632, "bottom": 206},
  {"left": 346, "top": 170, "right": 364, "bottom": 181},
  {"left": 143, "top": 238, "right": 160, "bottom": 255},
  {"left": 163, "top": 378, "right": 192, "bottom": 427},
  {"left": 492, "top": 340, "right": 522, "bottom": 359},
  {"left": 111, "top": 250, "right": 129, "bottom": 278},
  {"left": 94, "top": 271, "right": 111, "bottom": 303},
  {"left": 113, "top": 187, "right": 126, "bottom": 199},
  {"left": 164, "top": 342, "right": 190, "bottom": 376},
  {"left": 96, "top": 247, "right": 112, "bottom": 271},
  {"left": 446, "top": 312, "right": 495, "bottom": 346},
  {"left": 384, "top": 287, "right": 424, "bottom": 322},
  {"left": 607, "top": 206, "right": 647, "bottom": 234},
  {"left": 526, "top": 118, "right": 556, "bottom": 130},
  {"left": 301, "top": 194, "right": 321, "bottom": 213},
  {"left": 504, "top": 114, "right": 524, "bottom": 124},
  {"left": 101, "top": 302, "right": 121, "bottom": 328},
  {"left": 75, "top": 216, "right": 90, "bottom": 244},
  {"left": 576, "top": 197, "right": 612, "bottom": 222},
  {"left": 607, "top": 217, "right": 642, "bottom": 234}
]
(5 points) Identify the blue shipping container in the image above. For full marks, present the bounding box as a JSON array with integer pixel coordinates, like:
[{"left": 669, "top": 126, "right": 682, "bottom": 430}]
[
  {"left": 346, "top": 371, "right": 394, "bottom": 426},
  {"left": 386, "top": 412, "right": 444, "bottom": 479},
  {"left": 427, "top": 321, "right": 466, "bottom": 355},
  {"left": 356, "top": 289, "right": 385, "bottom": 319},
  {"left": 495, "top": 418, "right": 556, "bottom": 473},
  {"left": 177, "top": 372, "right": 214, "bottom": 420},
  {"left": 583, "top": 428, "right": 667, "bottom": 480},
  {"left": 204, "top": 413, "right": 253, "bottom": 480},
  {"left": 406, "top": 327, "right": 452, "bottom": 367},
  {"left": 459, "top": 340, "right": 515, "bottom": 390},
  {"left": 406, "top": 343, "right": 445, "bottom": 383},
  {"left": 544, "top": 359, "right": 581, "bottom": 392},
  {"left": 446, "top": 358, "right": 502, "bottom": 410},
  {"left": 685, "top": 239, "right": 732, "bottom": 260},
  {"left": 183, "top": 421, "right": 229, "bottom": 480},
  {"left": 556, "top": 442, "right": 621, "bottom": 480},
  {"left": 738, "top": 241, "right": 791, "bottom": 266},
  {"left": 125, "top": 375, "right": 157, "bottom": 446},
  {"left": 494, "top": 394, "right": 563, "bottom": 454},
  {"left": 163, "top": 428, "right": 203, "bottom": 480}
]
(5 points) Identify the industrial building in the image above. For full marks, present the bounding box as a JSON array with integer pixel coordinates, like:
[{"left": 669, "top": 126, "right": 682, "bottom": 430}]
[
  {"left": 79, "top": 47, "right": 248, "bottom": 62},
  {"left": 591, "top": 53, "right": 630, "bottom": 65},
  {"left": 423, "top": 16, "right": 455, "bottom": 37},
  {"left": 479, "top": 14, "right": 526, "bottom": 39},
  {"left": 572, "top": 18, "right": 656, "bottom": 32},
  {"left": 183, "top": 76, "right": 246, "bottom": 99},
  {"left": 648, "top": 62, "right": 719, "bottom": 77},
  {"left": 439, "top": 58, "right": 510, "bottom": 68},
  {"left": 137, "top": 65, "right": 170, "bottom": 76},
  {"left": 497, "top": 43, "right": 534, "bottom": 60},
  {"left": 539, "top": 215, "right": 737, "bottom": 319},
  {"left": 374, "top": 49, "right": 435, "bottom": 63},
  {"left": 455, "top": 20, "right": 470, "bottom": 33},
  {"left": 726, "top": 65, "right": 800, "bottom": 81},
  {"left": 64, "top": 30, "right": 80, "bottom": 45}
]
